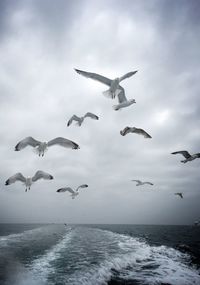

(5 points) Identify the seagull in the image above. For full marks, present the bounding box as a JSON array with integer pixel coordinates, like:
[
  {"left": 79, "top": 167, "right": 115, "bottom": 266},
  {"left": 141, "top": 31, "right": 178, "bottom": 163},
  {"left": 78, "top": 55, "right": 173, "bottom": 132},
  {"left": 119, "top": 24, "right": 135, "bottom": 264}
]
[
  {"left": 171, "top": 151, "right": 200, "bottom": 163},
  {"left": 67, "top": 112, "right": 99, "bottom": 127},
  {"left": 5, "top": 170, "right": 53, "bottom": 192},
  {"left": 120, "top": 127, "right": 152, "bottom": 138},
  {"left": 15, "top": 137, "right": 80, "bottom": 156},
  {"left": 75, "top": 68, "right": 137, "bottom": 110},
  {"left": 112, "top": 86, "right": 136, "bottom": 111},
  {"left": 57, "top": 184, "right": 88, "bottom": 199},
  {"left": 132, "top": 180, "right": 154, "bottom": 186},
  {"left": 174, "top": 192, "right": 183, "bottom": 199}
]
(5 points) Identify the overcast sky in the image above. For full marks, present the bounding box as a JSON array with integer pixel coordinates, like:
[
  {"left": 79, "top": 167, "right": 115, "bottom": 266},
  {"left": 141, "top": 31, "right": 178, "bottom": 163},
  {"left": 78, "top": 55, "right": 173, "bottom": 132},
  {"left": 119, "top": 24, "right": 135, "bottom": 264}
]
[{"left": 0, "top": 0, "right": 200, "bottom": 224}]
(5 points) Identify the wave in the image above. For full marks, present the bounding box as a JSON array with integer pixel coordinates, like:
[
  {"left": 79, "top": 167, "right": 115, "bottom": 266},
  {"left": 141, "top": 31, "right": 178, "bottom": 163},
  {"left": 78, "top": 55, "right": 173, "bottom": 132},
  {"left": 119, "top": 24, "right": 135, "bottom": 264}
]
[
  {"left": 66, "top": 229, "right": 200, "bottom": 285},
  {"left": 2, "top": 226, "right": 200, "bottom": 285},
  {"left": 29, "top": 229, "right": 73, "bottom": 284},
  {"left": 0, "top": 226, "right": 46, "bottom": 247},
  {"left": 3, "top": 228, "right": 73, "bottom": 285}
]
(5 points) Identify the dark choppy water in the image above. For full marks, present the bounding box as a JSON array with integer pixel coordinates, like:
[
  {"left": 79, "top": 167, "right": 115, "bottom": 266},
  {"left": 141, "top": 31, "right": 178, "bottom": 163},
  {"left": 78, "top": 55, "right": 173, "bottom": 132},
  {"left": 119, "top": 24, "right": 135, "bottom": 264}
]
[{"left": 0, "top": 224, "right": 200, "bottom": 285}]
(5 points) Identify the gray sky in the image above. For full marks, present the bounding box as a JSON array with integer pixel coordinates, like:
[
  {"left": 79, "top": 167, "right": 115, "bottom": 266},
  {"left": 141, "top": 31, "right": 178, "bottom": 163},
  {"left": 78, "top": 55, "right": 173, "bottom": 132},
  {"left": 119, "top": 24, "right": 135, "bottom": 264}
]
[{"left": 0, "top": 0, "right": 200, "bottom": 224}]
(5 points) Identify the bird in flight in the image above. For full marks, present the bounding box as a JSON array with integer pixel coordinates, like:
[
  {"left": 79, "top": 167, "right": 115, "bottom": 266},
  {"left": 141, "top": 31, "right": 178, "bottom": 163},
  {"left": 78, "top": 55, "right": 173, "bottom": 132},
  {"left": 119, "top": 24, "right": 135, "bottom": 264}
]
[
  {"left": 15, "top": 137, "right": 80, "bottom": 156},
  {"left": 57, "top": 184, "right": 88, "bottom": 199},
  {"left": 132, "top": 180, "right": 154, "bottom": 186},
  {"left": 75, "top": 68, "right": 137, "bottom": 110},
  {"left": 67, "top": 112, "right": 99, "bottom": 127},
  {"left": 5, "top": 170, "right": 53, "bottom": 192},
  {"left": 120, "top": 127, "right": 152, "bottom": 138},
  {"left": 171, "top": 150, "right": 200, "bottom": 163},
  {"left": 174, "top": 192, "right": 183, "bottom": 199}
]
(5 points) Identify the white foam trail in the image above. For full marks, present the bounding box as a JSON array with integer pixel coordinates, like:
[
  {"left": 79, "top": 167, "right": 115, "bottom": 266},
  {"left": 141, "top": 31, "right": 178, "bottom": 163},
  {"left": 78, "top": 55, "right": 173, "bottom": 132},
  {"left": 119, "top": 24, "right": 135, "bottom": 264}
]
[
  {"left": 67, "top": 231, "right": 200, "bottom": 285},
  {"left": 0, "top": 226, "right": 46, "bottom": 247},
  {"left": 29, "top": 231, "right": 73, "bottom": 284}
]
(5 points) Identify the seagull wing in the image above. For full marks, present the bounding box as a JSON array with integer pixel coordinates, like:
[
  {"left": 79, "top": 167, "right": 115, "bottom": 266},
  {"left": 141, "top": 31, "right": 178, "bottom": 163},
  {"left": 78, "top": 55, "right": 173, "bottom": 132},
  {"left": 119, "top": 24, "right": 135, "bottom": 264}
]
[
  {"left": 119, "top": 71, "right": 138, "bottom": 82},
  {"left": 32, "top": 170, "right": 53, "bottom": 182},
  {"left": 75, "top": 69, "right": 112, "bottom": 86},
  {"left": 48, "top": 137, "right": 80, "bottom": 149},
  {"left": 131, "top": 180, "right": 141, "bottom": 184},
  {"left": 15, "top": 137, "right": 41, "bottom": 151},
  {"left": 67, "top": 115, "right": 81, "bottom": 126},
  {"left": 134, "top": 128, "right": 152, "bottom": 138},
  {"left": 57, "top": 187, "right": 75, "bottom": 194},
  {"left": 116, "top": 87, "right": 128, "bottom": 103},
  {"left": 5, "top": 173, "right": 26, "bottom": 185},
  {"left": 171, "top": 151, "right": 191, "bottom": 158},
  {"left": 76, "top": 184, "right": 88, "bottom": 191},
  {"left": 194, "top": 153, "right": 200, "bottom": 157},
  {"left": 175, "top": 193, "right": 183, "bottom": 198},
  {"left": 143, "top": 182, "right": 154, "bottom": 185},
  {"left": 58, "top": 187, "right": 75, "bottom": 194},
  {"left": 84, "top": 112, "right": 99, "bottom": 120},
  {"left": 120, "top": 127, "right": 131, "bottom": 136}
]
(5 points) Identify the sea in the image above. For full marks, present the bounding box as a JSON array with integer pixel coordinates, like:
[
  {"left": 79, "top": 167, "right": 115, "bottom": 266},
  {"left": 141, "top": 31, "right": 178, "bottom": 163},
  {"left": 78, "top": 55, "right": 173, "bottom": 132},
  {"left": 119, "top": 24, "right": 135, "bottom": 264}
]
[{"left": 0, "top": 224, "right": 200, "bottom": 285}]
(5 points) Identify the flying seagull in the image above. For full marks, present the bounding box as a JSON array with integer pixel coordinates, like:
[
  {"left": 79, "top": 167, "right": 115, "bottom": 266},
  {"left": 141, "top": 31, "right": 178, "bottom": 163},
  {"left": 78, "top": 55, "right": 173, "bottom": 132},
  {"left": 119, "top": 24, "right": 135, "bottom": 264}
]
[
  {"left": 174, "top": 192, "right": 183, "bottom": 199},
  {"left": 112, "top": 86, "right": 136, "bottom": 111},
  {"left": 5, "top": 170, "right": 53, "bottom": 192},
  {"left": 132, "top": 180, "right": 154, "bottom": 186},
  {"left": 57, "top": 184, "right": 88, "bottom": 199},
  {"left": 171, "top": 151, "right": 200, "bottom": 163},
  {"left": 15, "top": 137, "right": 80, "bottom": 156},
  {"left": 75, "top": 68, "right": 137, "bottom": 110},
  {"left": 120, "top": 127, "right": 152, "bottom": 138},
  {"left": 67, "top": 112, "right": 99, "bottom": 127}
]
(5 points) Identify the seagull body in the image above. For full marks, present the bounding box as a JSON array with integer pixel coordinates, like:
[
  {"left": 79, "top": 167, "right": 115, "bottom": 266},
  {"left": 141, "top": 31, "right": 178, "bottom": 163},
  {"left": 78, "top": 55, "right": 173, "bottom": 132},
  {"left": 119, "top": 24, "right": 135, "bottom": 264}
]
[
  {"left": 174, "top": 192, "right": 183, "bottom": 199},
  {"left": 132, "top": 180, "right": 154, "bottom": 186},
  {"left": 67, "top": 112, "right": 99, "bottom": 127},
  {"left": 171, "top": 151, "right": 200, "bottom": 163},
  {"left": 112, "top": 87, "right": 136, "bottom": 111},
  {"left": 57, "top": 184, "right": 88, "bottom": 199},
  {"left": 120, "top": 127, "right": 152, "bottom": 138},
  {"left": 5, "top": 171, "right": 53, "bottom": 192},
  {"left": 15, "top": 137, "right": 80, "bottom": 156},
  {"left": 75, "top": 68, "right": 137, "bottom": 110}
]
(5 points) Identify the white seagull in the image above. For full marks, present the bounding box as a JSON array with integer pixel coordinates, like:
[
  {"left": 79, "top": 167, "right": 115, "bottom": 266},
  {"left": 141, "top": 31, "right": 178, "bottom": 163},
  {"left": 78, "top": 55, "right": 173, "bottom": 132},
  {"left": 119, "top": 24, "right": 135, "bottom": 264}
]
[
  {"left": 57, "top": 184, "right": 88, "bottom": 199},
  {"left": 132, "top": 180, "right": 154, "bottom": 186},
  {"left": 171, "top": 150, "right": 200, "bottom": 163},
  {"left": 174, "top": 192, "right": 183, "bottom": 199},
  {"left": 15, "top": 137, "right": 80, "bottom": 156},
  {"left": 112, "top": 86, "right": 136, "bottom": 111},
  {"left": 5, "top": 170, "right": 53, "bottom": 192},
  {"left": 75, "top": 68, "right": 137, "bottom": 110},
  {"left": 120, "top": 127, "right": 152, "bottom": 138},
  {"left": 67, "top": 112, "right": 99, "bottom": 127}
]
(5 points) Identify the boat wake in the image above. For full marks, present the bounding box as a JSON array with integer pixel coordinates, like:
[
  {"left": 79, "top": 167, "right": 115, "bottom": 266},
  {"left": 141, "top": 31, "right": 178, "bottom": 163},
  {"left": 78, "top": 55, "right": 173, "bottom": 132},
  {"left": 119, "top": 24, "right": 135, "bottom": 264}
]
[{"left": 1, "top": 226, "right": 200, "bottom": 285}]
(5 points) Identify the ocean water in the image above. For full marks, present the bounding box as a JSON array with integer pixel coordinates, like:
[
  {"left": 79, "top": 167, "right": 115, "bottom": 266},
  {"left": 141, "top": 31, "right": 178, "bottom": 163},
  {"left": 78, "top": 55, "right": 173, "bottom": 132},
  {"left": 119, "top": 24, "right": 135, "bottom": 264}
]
[{"left": 0, "top": 224, "right": 200, "bottom": 285}]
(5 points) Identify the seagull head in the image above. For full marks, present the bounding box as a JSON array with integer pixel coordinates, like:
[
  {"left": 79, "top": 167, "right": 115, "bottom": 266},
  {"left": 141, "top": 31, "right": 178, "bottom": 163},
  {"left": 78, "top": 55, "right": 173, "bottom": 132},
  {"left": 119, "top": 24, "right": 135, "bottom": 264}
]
[
  {"left": 129, "top": 99, "right": 136, "bottom": 104},
  {"left": 73, "top": 143, "right": 80, "bottom": 149}
]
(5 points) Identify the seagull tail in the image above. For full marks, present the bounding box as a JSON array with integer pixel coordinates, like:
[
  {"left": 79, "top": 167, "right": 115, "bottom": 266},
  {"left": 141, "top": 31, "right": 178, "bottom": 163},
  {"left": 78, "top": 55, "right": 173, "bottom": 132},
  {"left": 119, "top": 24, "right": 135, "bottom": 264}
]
[{"left": 102, "top": 89, "right": 113, "bottom": 99}]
